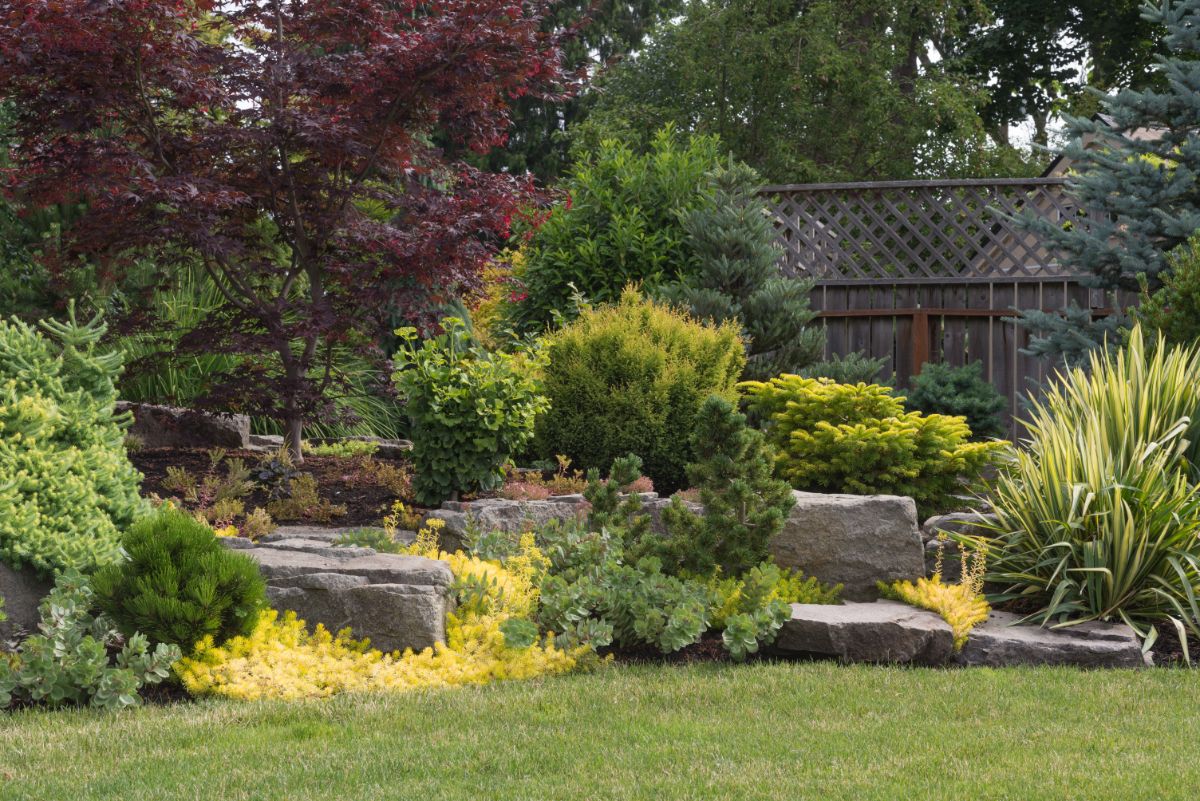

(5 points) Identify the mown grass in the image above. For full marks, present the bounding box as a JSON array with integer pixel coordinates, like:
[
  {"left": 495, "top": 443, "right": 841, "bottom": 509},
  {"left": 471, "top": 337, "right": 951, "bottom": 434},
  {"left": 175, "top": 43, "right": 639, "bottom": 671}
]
[{"left": 2, "top": 662, "right": 1198, "bottom": 800}]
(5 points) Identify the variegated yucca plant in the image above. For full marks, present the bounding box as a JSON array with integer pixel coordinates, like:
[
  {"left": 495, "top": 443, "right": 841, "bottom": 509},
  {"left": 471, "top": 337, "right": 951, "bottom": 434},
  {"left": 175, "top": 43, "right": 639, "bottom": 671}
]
[{"left": 980, "top": 327, "right": 1200, "bottom": 658}]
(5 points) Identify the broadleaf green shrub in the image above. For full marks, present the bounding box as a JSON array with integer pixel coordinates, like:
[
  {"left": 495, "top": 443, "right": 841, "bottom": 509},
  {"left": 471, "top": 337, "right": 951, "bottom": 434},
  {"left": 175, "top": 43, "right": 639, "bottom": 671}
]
[
  {"left": 741, "top": 375, "right": 1007, "bottom": 515},
  {"left": 394, "top": 318, "right": 549, "bottom": 505},
  {"left": 905, "top": 361, "right": 1006, "bottom": 440},
  {"left": 980, "top": 327, "right": 1200, "bottom": 642},
  {"left": 91, "top": 506, "right": 268, "bottom": 652},
  {"left": 0, "top": 306, "right": 143, "bottom": 576},
  {"left": 0, "top": 570, "right": 179, "bottom": 710},
  {"left": 536, "top": 288, "right": 745, "bottom": 494},
  {"left": 507, "top": 128, "right": 722, "bottom": 333}
]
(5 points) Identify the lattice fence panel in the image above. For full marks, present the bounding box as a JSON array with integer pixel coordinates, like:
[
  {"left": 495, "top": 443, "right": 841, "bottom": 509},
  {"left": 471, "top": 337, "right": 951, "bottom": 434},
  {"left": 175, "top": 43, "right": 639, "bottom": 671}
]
[{"left": 760, "top": 178, "right": 1089, "bottom": 281}]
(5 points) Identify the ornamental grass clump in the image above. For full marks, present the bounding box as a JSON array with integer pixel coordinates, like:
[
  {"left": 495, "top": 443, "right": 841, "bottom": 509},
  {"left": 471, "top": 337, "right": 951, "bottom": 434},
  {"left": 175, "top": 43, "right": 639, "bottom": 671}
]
[
  {"left": 980, "top": 327, "right": 1200, "bottom": 647},
  {"left": 0, "top": 305, "right": 143, "bottom": 576},
  {"left": 740, "top": 375, "right": 1007, "bottom": 515}
]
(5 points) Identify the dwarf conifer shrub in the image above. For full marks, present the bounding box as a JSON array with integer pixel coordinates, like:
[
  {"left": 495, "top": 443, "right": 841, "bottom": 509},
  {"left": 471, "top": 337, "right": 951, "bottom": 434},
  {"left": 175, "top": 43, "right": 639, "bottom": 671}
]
[
  {"left": 905, "top": 361, "right": 1006, "bottom": 440},
  {"left": 0, "top": 306, "right": 143, "bottom": 576},
  {"left": 741, "top": 375, "right": 1006, "bottom": 515},
  {"left": 91, "top": 506, "right": 267, "bottom": 652},
  {"left": 536, "top": 288, "right": 745, "bottom": 494}
]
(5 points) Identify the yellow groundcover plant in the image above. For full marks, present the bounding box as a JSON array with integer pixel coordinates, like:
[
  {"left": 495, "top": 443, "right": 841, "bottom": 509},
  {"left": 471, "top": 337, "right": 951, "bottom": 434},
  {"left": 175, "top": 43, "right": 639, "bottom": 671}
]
[
  {"left": 176, "top": 521, "right": 586, "bottom": 700},
  {"left": 880, "top": 538, "right": 990, "bottom": 651}
]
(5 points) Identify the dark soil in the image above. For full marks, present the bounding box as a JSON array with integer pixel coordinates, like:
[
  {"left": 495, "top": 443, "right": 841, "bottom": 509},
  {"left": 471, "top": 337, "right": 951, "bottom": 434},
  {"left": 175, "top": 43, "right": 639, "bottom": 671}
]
[
  {"left": 131, "top": 447, "right": 414, "bottom": 527},
  {"left": 605, "top": 633, "right": 733, "bottom": 665},
  {"left": 1149, "top": 624, "right": 1200, "bottom": 667}
]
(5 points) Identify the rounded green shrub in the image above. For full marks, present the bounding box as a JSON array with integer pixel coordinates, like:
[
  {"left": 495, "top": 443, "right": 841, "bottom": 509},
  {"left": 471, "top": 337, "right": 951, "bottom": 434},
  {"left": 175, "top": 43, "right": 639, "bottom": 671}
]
[
  {"left": 905, "top": 361, "right": 1006, "bottom": 440},
  {"left": 741, "top": 375, "right": 1007, "bottom": 515},
  {"left": 394, "top": 317, "right": 549, "bottom": 506},
  {"left": 536, "top": 288, "right": 745, "bottom": 494},
  {"left": 91, "top": 506, "right": 267, "bottom": 652},
  {"left": 0, "top": 306, "right": 143, "bottom": 577}
]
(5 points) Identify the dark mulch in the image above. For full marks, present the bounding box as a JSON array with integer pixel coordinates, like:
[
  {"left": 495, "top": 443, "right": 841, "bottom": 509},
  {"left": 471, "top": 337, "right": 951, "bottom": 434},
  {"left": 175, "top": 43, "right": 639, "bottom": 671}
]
[
  {"left": 131, "top": 447, "right": 413, "bottom": 527},
  {"left": 1149, "top": 624, "right": 1200, "bottom": 667},
  {"left": 605, "top": 633, "right": 733, "bottom": 665}
]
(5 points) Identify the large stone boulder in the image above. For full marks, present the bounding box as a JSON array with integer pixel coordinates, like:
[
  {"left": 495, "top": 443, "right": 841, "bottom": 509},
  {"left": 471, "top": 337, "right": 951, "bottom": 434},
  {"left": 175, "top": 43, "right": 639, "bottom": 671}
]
[
  {"left": 0, "top": 561, "right": 52, "bottom": 642},
  {"left": 233, "top": 540, "right": 453, "bottom": 653},
  {"left": 956, "top": 610, "right": 1148, "bottom": 668},
  {"left": 424, "top": 496, "right": 591, "bottom": 552},
  {"left": 920, "top": 511, "right": 996, "bottom": 582},
  {"left": 769, "top": 491, "right": 924, "bottom": 600},
  {"left": 774, "top": 600, "right": 954, "bottom": 665},
  {"left": 117, "top": 401, "right": 250, "bottom": 450}
]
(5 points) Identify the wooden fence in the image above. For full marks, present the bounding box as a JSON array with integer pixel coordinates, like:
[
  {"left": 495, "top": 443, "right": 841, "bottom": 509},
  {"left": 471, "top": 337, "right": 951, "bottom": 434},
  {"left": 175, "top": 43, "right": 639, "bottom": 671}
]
[{"left": 758, "top": 178, "right": 1134, "bottom": 437}]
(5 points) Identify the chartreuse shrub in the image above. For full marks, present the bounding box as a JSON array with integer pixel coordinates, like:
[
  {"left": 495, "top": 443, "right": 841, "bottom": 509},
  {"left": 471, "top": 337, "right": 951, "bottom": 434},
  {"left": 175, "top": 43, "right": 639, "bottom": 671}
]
[
  {"left": 506, "top": 128, "right": 722, "bottom": 334},
  {"left": 91, "top": 506, "right": 268, "bottom": 652},
  {"left": 175, "top": 520, "right": 585, "bottom": 701},
  {"left": 980, "top": 327, "right": 1200, "bottom": 647},
  {"left": 0, "top": 305, "right": 143, "bottom": 576},
  {"left": 905, "top": 361, "right": 1006, "bottom": 441},
  {"left": 741, "top": 375, "right": 1007, "bottom": 515},
  {"left": 394, "top": 317, "right": 548, "bottom": 506},
  {"left": 880, "top": 539, "right": 989, "bottom": 651},
  {"left": 536, "top": 288, "right": 745, "bottom": 494},
  {"left": 0, "top": 570, "right": 179, "bottom": 710}
]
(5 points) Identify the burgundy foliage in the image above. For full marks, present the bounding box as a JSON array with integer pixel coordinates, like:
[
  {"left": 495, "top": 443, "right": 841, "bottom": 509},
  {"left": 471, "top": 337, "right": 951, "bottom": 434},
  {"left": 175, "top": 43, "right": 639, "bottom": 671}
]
[{"left": 0, "top": 0, "right": 570, "bottom": 454}]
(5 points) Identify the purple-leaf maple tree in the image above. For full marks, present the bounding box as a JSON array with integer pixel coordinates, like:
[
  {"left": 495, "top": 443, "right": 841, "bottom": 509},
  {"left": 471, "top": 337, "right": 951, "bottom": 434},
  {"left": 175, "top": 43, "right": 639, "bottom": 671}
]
[{"left": 0, "top": 0, "right": 570, "bottom": 458}]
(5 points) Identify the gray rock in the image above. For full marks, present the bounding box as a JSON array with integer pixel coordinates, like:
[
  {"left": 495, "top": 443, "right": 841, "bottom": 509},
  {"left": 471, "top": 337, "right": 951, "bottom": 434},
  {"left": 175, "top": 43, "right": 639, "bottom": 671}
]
[
  {"left": 425, "top": 497, "right": 591, "bottom": 552},
  {"left": 269, "top": 572, "right": 370, "bottom": 591},
  {"left": 116, "top": 401, "right": 250, "bottom": 449},
  {"left": 775, "top": 600, "right": 954, "bottom": 665},
  {"left": 267, "top": 583, "right": 446, "bottom": 653},
  {"left": 957, "top": 610, "right": 1148, "bottom": 668},
  {"left": 247, "top": 433, "right": 284, "bottom": 452},
  {"left": 242, "top": 547, "right": 452, "bottom": 588},
  {"left": 218, "top": 536, "right": 257, "bottom": 550},
  {"left": 0, "top": 561, "right": 52, "bottom": 642},
  {"left": 769, "top": 491, "right": 924, "bottom": 600},
  {"left": 921, "top": 512, "right": 996, "bottom": 582},
  {"left": 256, "top": 538, "right": 377, "bottom": 559},
  {"left": 260, "top": 525, "right": 401, "bottom": 545}
]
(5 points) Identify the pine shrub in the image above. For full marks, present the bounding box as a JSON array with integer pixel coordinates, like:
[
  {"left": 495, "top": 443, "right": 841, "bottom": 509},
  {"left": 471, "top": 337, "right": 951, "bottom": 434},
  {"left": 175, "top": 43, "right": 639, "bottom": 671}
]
[
  {"left": 800, "top": 352, "right": 891, "bottom": 385},
  {"left": 535, "top": 288, "right": 745, "bottom": 494},
  {"left": 741, "top": 375, "right": 1007, "bottom": 515},
  {"left": 661, "top": 159, "right": 823, "bottom": 379},
  {"left": 905, "top": 361, "right": 1006, "bottom": 440},
  {"left": 91, "top": 506, "right": 267, "bottom": 652},
  {"left": 645, "top": 395, "right": 795, "bottom": 575},
  {"left": 0, "top": 305, "right": 143, "bottom": 576}
]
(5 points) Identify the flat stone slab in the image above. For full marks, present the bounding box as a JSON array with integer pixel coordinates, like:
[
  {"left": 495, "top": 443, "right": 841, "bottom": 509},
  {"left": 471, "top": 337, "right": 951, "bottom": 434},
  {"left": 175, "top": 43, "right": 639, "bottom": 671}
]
[
  {"left": 956, "top": 610, "right": 1148, "bottom": 668},
  {"left": 240, "top": 547, "right": 452, "bottom": 587},
  {"left": 259, "top": 525, "right": 413, "bottom": 546},
  {"left": 769, "top": 491, "right": 925, "bottom": 600},
  {"left": 774, "top": 600, "right": 954, "bottom": 666}
]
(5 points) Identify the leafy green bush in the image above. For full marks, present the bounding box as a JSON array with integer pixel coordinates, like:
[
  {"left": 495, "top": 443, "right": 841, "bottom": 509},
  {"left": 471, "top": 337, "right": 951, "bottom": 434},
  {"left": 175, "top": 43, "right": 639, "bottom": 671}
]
[
  {"left": 536, "top": 288, "right": 745, "bottom": 494},
  {"left": 91, "top": 506, "right": 267, "bottom": 652},
  {"left": 980, "top": 327, "right": 1200, "bottom": 644},
  {"left": 800, "top": 352, "right": 891, "bottom": 385},
  {"left": 646, "top": 395, "right": 795, "bottom": 575},
  {"left": 660, "top": 159, "right": 822, "bottom": 379},
  {"left": 0, "top": 305, "right": 144, "bottom": 576},
  {"left": 301, "top": 439, "right": 379, "bottom": 458},
  {"left": 741, "top": 375, "right": 1006, "bottom": 515},
  {"left": 1135, "top": 233, "right": 1200, "bottom": 347},
  {"left": 0, "top": 570, "right": 179, "bottom": 710},
  {"left": 507, "top": 128, "right": 722, "bottom": 333},
  {"left": 394, "top": 318, "right": 549, "bottom": 505},
  {"left": 905, "top": 361, "right": 1006, "bottom": 440}
]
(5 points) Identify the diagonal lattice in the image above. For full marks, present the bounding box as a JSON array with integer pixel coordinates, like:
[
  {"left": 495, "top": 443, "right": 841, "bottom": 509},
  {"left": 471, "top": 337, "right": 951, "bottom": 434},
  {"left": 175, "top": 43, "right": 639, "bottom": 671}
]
[{"left": 759, "top": 178, "right": 1091, "bottom": 281}]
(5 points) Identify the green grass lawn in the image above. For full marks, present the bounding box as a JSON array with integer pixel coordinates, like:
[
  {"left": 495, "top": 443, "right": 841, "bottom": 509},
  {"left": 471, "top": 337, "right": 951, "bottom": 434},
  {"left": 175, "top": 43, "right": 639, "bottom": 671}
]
[{"left": 2, "top": 662, "right": 1198, "bottom": 800}]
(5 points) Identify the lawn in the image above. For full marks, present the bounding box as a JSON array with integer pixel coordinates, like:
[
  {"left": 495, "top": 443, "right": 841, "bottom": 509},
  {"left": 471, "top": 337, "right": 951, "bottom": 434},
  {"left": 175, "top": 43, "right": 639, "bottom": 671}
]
[{"left": 3, "top": 662, "right": 1198, "bottom": 801}]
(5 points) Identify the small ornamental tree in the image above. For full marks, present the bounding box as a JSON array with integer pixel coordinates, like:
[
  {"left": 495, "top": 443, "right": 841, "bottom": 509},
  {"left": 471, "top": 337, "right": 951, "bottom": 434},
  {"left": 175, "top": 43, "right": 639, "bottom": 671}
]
[{"left": 0, "top": 0, "right": 569, "bottom": 460}]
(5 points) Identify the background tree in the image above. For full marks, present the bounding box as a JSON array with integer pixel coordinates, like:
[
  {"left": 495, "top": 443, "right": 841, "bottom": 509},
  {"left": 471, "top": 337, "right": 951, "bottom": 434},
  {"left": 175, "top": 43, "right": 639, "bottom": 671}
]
[
  {"left": 944, "top": 0, "right": 1161, "bottom": 147},
  {"left": 0, "top": 0, "right": 568, "bottom": 460},
  {"left": 661, "top": 159, "right": 822, "bottom": 379},
  {"left": 1015, "top": 0, "right": 1200, "bottom": 364},
  {"left": 575, "top": 0, "right": 1032, "bottom": 182}
]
